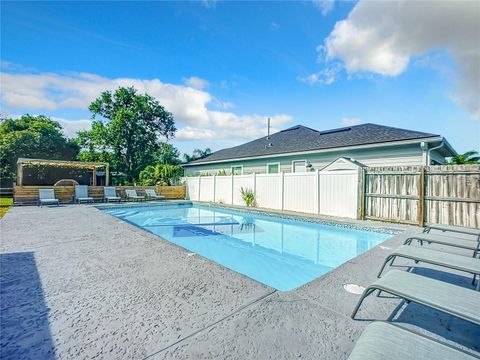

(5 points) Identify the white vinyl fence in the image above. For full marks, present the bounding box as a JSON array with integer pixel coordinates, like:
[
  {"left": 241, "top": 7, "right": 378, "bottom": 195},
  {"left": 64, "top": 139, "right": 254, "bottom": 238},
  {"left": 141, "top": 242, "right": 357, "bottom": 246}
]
[{"left": 182, "top": 169, "right": 360, "bottom": 219}]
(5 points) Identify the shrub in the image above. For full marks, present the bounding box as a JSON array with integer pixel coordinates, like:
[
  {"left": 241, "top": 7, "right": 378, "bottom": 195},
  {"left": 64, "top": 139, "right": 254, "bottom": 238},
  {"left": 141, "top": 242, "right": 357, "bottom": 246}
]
[
  {"left": 240, "top": 187, "right": 255, "bottom": 207},
  {"left": 139, "top": 164, "right": 183, "bottom": 186}
]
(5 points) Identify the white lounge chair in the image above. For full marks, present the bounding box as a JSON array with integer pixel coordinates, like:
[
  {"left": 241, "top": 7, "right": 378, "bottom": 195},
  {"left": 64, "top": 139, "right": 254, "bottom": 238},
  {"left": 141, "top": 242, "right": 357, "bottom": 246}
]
[
  {"left": 145, "top": 189, "right": 166, "bottom": 201},
  {"left": 75, "top": 185, "right": 94, "bottom": 204},
  {"left": 38, "top": 189, "right": 59, "bottom": 207},
  {"left": 103, "top": 187, "right": 121, "bottom": 202},
  {"left": 125, "top": 189, "right": 145, "bottom": 202}
]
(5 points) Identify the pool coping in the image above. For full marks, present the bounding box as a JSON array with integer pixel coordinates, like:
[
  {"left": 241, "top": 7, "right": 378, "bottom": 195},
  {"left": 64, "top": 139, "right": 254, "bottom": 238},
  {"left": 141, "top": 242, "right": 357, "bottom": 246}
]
[{"left": 96, "top": 199, "right": 409, "bottom": 235}]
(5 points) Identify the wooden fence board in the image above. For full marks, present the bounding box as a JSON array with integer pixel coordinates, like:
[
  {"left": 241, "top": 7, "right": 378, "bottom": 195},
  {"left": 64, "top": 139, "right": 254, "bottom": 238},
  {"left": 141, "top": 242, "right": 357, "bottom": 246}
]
[
  {"left": 364, "top": 164, "right": 480, "bottom": 228},
  {"left": 14, "top": 185, "right": 186, "bottom": 204}
]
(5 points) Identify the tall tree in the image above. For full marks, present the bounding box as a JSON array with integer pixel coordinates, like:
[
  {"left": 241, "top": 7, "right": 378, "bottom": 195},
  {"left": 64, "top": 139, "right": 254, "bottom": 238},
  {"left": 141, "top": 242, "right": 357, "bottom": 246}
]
[
  {"left": 446, "top": 150, "right": 480, "bottom": 165},
  {"left": 155, "top": 143, "right": 181, "bottom": 165},
  {"left": 0, "top": 115, "right": 79, "bottom": 186},
  {"left": 183, "top": 148, "right": 212, "bottom": 162},
  {"left": 82, "top": 87, "right": 176, "bottom": 183}
]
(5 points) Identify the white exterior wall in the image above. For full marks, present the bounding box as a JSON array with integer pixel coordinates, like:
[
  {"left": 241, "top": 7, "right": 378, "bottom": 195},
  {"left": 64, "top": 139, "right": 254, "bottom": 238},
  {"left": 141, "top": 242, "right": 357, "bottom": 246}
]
[{"left": 183, "top": 143, "right": 427, "bottom": 176}]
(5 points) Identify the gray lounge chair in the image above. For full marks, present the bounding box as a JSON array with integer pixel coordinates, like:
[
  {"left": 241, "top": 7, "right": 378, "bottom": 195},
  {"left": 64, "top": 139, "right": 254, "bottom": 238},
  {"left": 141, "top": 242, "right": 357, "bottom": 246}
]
[
  {"left": 424, "top": 224, "right": 480, "bottom": 241},
  {"left": 38, "top": 189, "right": 59, "bottom": 207},
  {"left": 145, "top": 189, "right": 166, "bottom": 201},
  {"left": 103, "top": 187, "right": 121, "bottom": 202},
  {"left": 75, "top": 185, "right": 94, "bottom": 204},
  {"left": 404, "top": 233, "right": 480, "bottom": 258},
  {"left": 351, "top": 270, "right": 480, "bottom": 325},
  {"left": 348, "top": 322, "right": 478, "bottom": 360},
  {"left": 125, "top": 189, "right": 145, "bottom": 202},
  {"left": 378, "top": 245, "right": 480, "bottom": 290}
]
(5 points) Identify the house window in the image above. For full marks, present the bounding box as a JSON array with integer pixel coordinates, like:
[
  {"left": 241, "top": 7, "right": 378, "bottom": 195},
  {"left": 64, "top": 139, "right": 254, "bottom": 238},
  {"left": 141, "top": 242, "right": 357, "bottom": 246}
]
[
  {"left": 292, "top": 160, "right": 306, "bottom": 173},
  {"left": 267, "top": 163, "right": 280, "bottom": 174},
  {"left": 231, "top": 165, "right": 243, "bottom": 175}
]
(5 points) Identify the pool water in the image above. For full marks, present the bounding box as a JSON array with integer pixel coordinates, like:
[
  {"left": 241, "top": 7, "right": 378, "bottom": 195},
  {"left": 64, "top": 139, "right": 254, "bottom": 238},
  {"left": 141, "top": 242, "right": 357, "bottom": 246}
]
[{"left": 102, "top": 204, "right": 390, "bottom": 291}]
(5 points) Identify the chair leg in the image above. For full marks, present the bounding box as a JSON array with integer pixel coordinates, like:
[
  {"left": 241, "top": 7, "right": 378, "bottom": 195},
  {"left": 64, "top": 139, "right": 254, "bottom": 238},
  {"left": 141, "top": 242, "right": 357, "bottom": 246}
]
[
  {"left": 351, "top": 287, "right": 377, "bottom": 319},
  {"left": 377, "top": 255, "right": 394, "bottom": 278}
]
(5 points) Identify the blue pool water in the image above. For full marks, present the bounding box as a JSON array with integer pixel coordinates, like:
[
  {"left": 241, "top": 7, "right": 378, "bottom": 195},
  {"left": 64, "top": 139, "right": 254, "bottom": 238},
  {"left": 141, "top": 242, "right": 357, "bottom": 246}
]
[{"left": 102, "top": 204, "right": 391, "bottom": 291}]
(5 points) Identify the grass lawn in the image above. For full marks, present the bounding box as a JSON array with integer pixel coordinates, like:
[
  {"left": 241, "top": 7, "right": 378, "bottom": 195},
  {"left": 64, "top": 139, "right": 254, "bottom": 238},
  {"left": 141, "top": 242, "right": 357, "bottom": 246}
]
[{"left": 0, "top": 198, "right": 13, "bottom": 217}]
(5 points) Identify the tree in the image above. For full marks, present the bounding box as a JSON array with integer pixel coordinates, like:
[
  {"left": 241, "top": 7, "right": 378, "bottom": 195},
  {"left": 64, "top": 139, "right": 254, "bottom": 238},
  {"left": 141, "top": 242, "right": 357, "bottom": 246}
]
[
  {"left": 446, "top": 150, "right": 480, "bottom": 165},
  {"left": 155, "top": 143, "right": 181, "bottom": 165},
  {"left": 81, "top": 87, "right": 176, "bottom": 183},
  {"left": 139, "top": 163, "right": 183, "bottom": 186},
  {"left": 0, "top": 115, "right": 79, "bottom": 186},
  {"left": 183, "top": 148, "right": 212, "bottom": 162}
]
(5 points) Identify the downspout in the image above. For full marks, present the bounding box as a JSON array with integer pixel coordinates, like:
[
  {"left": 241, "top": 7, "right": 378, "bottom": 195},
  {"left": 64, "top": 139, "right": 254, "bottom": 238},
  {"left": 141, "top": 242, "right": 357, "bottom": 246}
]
[{"left": 426, "top": 138, "right": 445, "bottom": 165}]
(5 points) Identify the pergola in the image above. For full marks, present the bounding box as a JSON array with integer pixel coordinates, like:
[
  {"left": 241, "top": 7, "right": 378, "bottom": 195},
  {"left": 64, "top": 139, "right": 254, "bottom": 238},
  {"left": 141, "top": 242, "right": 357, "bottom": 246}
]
[{"left": 16, "top": 158, "right": 110, "bottom": 186}]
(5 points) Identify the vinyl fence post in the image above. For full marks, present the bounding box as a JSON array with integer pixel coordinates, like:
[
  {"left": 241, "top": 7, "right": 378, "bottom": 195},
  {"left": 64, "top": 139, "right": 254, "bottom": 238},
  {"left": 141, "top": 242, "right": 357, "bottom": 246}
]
[
  {"left": 198, "top": 176, "right": 201, "bottom": 201},
  {"left": 213, "top": 175, "right": 216, "bottom": 203},
  {"left": 231, "top": 174, "right": 234, "bottom": 205},
  {"left": 280, "top": 171, "right": 285, "bottom": 211},
  {"left": 315, "top": 169, "right": 320, "bottom": 215},
  {"left": 252, "top": 172, "right": 256, "bottom": 195}
]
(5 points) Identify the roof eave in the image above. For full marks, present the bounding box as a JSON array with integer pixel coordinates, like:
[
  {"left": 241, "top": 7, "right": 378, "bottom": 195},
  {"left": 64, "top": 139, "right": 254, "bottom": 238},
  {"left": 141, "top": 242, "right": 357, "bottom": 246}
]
[{"left": 182, "top": 136, "right": 444, "bottom": 167}]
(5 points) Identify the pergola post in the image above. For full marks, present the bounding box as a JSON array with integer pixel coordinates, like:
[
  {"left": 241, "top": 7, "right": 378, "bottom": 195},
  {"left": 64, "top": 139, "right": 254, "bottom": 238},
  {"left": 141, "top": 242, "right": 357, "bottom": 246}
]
[
  {"left": 92, "top": 167, "right": 97, "bottom": 186},
  {"left": 16, "top": 162, "right": 23, "bottom": 186},
  {"left": 105, "top": 164, "right": 110, "bottom": 186}
]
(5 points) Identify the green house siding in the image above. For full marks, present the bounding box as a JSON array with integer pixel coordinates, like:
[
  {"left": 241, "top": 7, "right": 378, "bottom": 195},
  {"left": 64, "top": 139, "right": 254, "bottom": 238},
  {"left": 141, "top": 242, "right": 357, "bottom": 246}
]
[{"left": 183, "top": 143, "right": 442, "bottom": 176}]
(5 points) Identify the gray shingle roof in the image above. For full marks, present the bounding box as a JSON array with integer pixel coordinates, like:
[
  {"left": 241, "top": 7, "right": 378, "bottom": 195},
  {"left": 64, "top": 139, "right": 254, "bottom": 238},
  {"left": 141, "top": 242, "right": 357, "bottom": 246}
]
[{"left": 184, "top": 123, "right": 440, "bottom": 165}]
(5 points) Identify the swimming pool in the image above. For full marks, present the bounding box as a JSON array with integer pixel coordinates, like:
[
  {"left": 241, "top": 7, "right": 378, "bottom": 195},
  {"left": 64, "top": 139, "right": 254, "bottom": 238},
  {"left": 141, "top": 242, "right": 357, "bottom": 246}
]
[{"left": 102, "top": 204, "right": 391, "bottom": 291}]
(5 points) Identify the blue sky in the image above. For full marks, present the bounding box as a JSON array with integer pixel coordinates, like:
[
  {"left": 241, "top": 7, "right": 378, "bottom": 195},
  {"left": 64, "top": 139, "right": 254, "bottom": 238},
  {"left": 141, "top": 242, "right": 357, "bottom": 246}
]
[{"left": 1, "top": 1, "right": 479, "bottom": 155}]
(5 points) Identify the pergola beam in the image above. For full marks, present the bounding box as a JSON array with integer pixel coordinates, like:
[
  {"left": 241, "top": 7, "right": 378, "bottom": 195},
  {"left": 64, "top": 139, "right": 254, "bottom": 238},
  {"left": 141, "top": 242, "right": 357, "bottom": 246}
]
[{"left": 16, "top": 158, "right": 110, "bottom": 186}]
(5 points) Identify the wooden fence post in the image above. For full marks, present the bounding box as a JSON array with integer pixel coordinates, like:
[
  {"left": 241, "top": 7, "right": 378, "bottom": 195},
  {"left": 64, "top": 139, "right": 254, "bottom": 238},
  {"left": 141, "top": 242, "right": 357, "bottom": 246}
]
[
  {"left": 417, "top": 166, "right": 425, "bottom": 226},
  {"left": 357, "top": 167, "right": 365, "bottom": 220}
]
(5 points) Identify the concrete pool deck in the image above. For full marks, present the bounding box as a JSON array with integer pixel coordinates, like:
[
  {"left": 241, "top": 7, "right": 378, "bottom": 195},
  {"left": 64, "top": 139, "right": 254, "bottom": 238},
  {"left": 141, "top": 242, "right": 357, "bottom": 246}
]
[{"left": 1, "top": 203, "right": 479, "bottom": 359}]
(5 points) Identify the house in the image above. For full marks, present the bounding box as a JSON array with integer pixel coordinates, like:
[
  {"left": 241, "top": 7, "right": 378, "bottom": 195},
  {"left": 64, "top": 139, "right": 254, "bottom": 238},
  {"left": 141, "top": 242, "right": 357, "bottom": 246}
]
[{"left": 182, "top": 123, "right": 456, "bottom": 175}]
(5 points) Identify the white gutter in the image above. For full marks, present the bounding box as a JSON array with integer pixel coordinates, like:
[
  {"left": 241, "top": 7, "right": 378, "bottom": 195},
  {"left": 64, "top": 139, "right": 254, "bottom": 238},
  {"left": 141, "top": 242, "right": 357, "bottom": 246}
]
[
  {"left": 426, "top": 137, "right": 445, "bottom": 165},
  {"left": 183, "top": 136, "right": 445, "bottom": 167}
]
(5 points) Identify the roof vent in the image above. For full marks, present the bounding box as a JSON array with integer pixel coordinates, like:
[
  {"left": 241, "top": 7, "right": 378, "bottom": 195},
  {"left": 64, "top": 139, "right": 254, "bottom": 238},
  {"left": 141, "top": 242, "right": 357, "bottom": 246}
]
[{"left": 319, "top": 127, "right": 351, "bottom": 135}]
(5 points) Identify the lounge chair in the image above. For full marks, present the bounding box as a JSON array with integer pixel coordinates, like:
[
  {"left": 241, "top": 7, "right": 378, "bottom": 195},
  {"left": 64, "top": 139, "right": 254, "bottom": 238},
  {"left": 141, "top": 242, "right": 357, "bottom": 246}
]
[
  {"left": 145, "top": 189, "right": 166, "bottom": 201},
  {"left": 424, "top": 224, "right": 480, "bottom": 241},
  {"left": 377, "top": 245, "right": 480, "bottom": 290},
  {"left": 103, "top": 187, "right": 121, "bottom": 202},
  {"left": 348, "top": 322, "right": 478, "bottom": 360},
  {"left": 351, "top": 270, "right": 480, "bottom": 325},
  {"left": 38, "top": 189, "right": 60, "bottom": 207},
  {"left": 75, "top": 185, "right": 94, "bottom": 204},
  {"left": 125, "top": 189, "right": 145, "bottom": 202},
  {"left": 404, "top": 233, "right": 480, "bottom": 258}
]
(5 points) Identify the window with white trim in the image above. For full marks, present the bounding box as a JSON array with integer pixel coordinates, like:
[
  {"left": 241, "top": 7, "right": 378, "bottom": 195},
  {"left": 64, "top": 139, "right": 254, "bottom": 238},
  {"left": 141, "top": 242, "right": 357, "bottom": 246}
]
[{"left": 292, "top": 160, "right": 306, "bottom": 173}]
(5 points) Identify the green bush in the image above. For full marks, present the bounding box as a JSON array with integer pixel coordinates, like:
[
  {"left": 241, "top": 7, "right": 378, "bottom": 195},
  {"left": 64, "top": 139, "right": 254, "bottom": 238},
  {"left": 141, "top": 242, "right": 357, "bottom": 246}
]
[
  {"left": 139, "top": 164, "right": 183, "bottom": 186},
  {"left": 240, "top": 187, "right": 255, "bottom": 207}
]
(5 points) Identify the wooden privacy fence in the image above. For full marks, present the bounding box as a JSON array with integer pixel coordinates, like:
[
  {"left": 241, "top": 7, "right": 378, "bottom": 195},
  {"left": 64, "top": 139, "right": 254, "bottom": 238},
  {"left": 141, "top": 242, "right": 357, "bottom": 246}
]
[
  {"left": 13, "top": 185, "right": 186, "bottom": 204},
  {"left": 364, "top": 165, "right": 480, "bottom": 228}
]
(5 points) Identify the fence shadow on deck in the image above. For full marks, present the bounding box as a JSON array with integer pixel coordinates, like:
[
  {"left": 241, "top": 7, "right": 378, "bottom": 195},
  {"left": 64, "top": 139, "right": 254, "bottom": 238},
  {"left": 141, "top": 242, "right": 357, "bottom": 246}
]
[{"left": 0, "top": 252, "right": 56, "bottom": 359}]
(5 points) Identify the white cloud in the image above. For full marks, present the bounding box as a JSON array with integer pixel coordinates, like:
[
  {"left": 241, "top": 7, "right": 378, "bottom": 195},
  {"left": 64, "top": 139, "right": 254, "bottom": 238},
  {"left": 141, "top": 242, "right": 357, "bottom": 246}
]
[
  {"left": 201, "top": 0, "right": 217, "bottom": 9},
  {"left": 341, "top": 117, "right": 360, "bottom": 126},
  {"left": 298, "top": 64, "right": 340, "bottom": 85},
  {"left": 312, "top": 0, "right": 334, "bottom": 16},
  {"left": 320, "top": 0, "right": 480, "bottom": 120},
  {"left": 183, "top": 76, "right": 210, "bottom": 90},
  {"left": 176, "top": 114, "right": 292, "bottom": 141},
  {"left": 53, "top": 117, "right": 93, "bottom": 138},
  {"left": 0, "top": 67, "right": 293, "bottom": 142}
]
